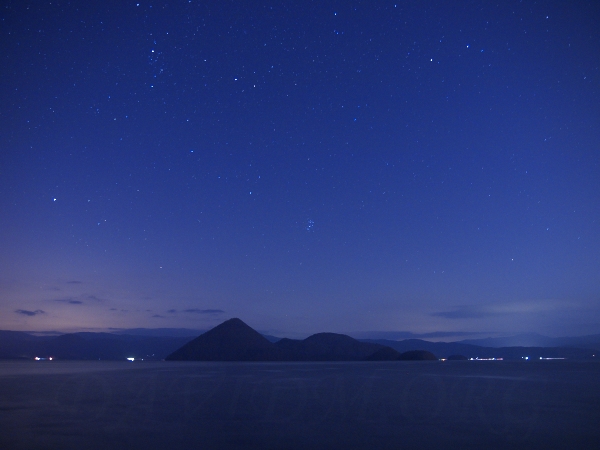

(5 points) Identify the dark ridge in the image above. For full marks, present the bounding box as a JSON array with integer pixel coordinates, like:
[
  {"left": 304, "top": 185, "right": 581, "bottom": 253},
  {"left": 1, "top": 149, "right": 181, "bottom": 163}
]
[
  {"left": 39, "top": 333, "right": 192, "bottom": 360},
  {"left": 361, "top": 338, "right": 598, "bottom": 360},
  {"left": 2, "top": 323, "right": 597, "bottom": 361},
  {"left": 460, "top": 333, "right": 600, "bottom": 349},
  {"left": 165, "top": 318, "right": 282, "bottom": 361},
  {"left": 447, "top": 354, "right": 468, "bottom": 361},
  {"left": 365, "top": 346, "right": 402, "bottom": 361},
  {"left": 361, "top": 338, "right": 480, "bottom": 359},
  {"left": 262, "top": 334, "right": 282, "bottom": 343},
  {"left": 0, "top": 331, "right": 46, "bottom": 359},
  {"left": 274, "top": 332, "right": 386, "bottom": 361},
  {"left": 398, "top": 350, "right": 438, "bottom": 361},
  {"left": 111, "top": 328, "right": 204, "bottom": 337},
  {"left": 0, "top": 330, "right": 191, "bottom": 360}
]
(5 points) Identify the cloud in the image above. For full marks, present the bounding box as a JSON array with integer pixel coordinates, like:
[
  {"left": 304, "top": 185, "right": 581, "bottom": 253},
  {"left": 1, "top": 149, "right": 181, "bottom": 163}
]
[
  {"left": 53, "top": 298, "right": 83, "bottom": 305},
  {"left": 182, "top": 308, "right": 225, "bottom": 315},
  {"left": 66, "top": 280, "right": 82, "bottom": 284},
  {"left": 167, "top": 309, "right": 177, "bottom": 313},
  {"left": 48, "top": 294, "right": 106, "bottom": 304},
  {"left": 152, "top": 314, "right": 166, "bottom": 318},
  {"left": 15, "top": 309, "right": 46, "bottom": 317}
]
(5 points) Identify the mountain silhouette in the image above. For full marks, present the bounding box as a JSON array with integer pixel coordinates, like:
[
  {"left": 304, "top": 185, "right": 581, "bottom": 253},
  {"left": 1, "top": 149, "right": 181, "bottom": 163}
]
[
  {"left": 365, "top": 346, "right": 402, "bottom": 361},
  {"left": 363, "top": 338, "right": 597, "bottom": 360},
  {"left": 165, "top": 318, "right": 283, "bottom": 361},
  {"left": 460, "top": 333, "right": 600, "bottom": 349},
  {"left": 0, "top": 330, "right": 191, "bottom": 360},
  {"left": 275, "top": 333, "right": 385, "bottom": 361},
  {"left": 4, "top": 320, "right": 596, "bottom": 361},
  {"left": 398, "top": 350, "right": 438, "bottom": 361},
  {"left": 166, "top": 319, "right": 390, "bottom": 361}
]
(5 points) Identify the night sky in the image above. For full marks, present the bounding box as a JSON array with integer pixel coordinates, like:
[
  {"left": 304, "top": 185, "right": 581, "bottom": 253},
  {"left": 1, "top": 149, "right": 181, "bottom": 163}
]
[{"left": 1, "top": 1, "right": 599, "bottom": 338}]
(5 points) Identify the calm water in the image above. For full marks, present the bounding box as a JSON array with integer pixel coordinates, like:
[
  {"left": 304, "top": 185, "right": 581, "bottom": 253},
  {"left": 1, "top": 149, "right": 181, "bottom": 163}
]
[{"left": 1, "top": 360, "right": 599, "bottom": 449}]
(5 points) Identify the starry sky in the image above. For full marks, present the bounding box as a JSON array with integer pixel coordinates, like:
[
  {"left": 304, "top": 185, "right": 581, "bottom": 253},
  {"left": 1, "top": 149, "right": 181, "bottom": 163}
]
[{"left": 1, "top": 0, "right": 599, "bottom": 338}]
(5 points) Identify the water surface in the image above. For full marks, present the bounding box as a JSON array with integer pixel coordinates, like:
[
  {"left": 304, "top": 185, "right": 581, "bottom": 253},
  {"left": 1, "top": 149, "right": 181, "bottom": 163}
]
[{"left": 1, "top": 360, "right": 598, "bottom": 449}]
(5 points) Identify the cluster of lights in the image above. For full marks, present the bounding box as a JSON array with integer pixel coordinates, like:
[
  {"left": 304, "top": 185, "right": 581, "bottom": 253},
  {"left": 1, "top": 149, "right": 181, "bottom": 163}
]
[
  {"left": 469, "top": 357, "right": 503, "bottom": 361},
  {"left": 34, "top": 357, "right": 53, "bottom": 361},
  {"left": 522, "top": 356, "right": 567, "bottom": 360}
]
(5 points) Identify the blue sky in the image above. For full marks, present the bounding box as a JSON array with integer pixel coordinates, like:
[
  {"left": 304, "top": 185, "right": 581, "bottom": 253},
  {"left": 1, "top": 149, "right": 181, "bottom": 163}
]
[{"left": 1, "top": 0, "right": 599, "bottom": 337}]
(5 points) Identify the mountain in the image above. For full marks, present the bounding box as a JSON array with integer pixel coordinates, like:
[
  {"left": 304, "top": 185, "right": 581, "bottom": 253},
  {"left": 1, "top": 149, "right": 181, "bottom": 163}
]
[
  {"left": 37, "top": 333, "right": 194, "bottom": 360},
  {"left": 111, "top": 326, "right": 282, "bottom": 343},
  {"left": 0, "top": 330, "right": 192, "bottom": 360},
  {"left": 460, "top": 333, "right": 600, "bottom": 350},
  {"left": 362, "top": 338, "right": 481, "bottom": 359},
  {"left": 274, "top": 333, "right": 385, "bottom": 361},
  {"left": 366, "top": 346, "right": 402, "bottom": 361},
  {"left": 166, "top": 319, "right": 391, "bottom": 361},
  {"left": 111, "top": 328, "right": 204, "bottom": 337},
  {"left": 165, "top": 318, "right": 283, "bottom": 361},
  {"left": 398, "top": 350, "right": 438, "bottom": 361},
  {"left": 261, "top": 334, "right": 282, "bottom": 343},
  {"left": 362, "top": 338, "right": 597, "bottom": 360},
  {"left": 0, "top": 331, "right": 47, "bottom": 359},
  {"left": 3, "top": 323, "right": 598, "bottom": 361}
]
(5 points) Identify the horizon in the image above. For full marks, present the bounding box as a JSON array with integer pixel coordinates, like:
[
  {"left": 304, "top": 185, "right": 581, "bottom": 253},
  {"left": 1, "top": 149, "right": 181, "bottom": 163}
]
[
  {"left": 1, "top": 1, "right": 599, "bottom": 338},
  {"left": 4, "top": 320, "right": 600, "bottom": 344}
]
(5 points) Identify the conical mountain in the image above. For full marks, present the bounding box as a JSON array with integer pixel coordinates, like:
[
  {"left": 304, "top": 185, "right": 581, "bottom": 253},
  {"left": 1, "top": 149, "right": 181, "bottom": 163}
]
[{"left": 165, "top": 318, "right": 282, "bottom": 361}]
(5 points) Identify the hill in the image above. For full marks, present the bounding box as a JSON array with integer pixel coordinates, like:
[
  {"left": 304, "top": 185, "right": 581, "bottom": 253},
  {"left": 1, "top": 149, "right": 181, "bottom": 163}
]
[
  {"left": 166, "top": 319, "right": 391, "bottom": 361},
  {"left": 362, "top": 338, "right": 482, "bottom": 359},
  {"left": 275, "top": 333, "right": 385, "bottom": 361},
  {"left": 362, "top": 338, "right": 597, "bottom": 360},
  {"left": 365, "top": 346, "right": 402, "bottom": 361},
  {"left": 459, "top": 333, "right": 600, "bottom": 350},
  {"left": 0, "top": 330, "right": 191, "bottom": 360},
  {"left": 398, "top": 350, "right": 438, "bottom": 361},
  {"left": 2, "top": 322, "right": 597, "bottom": 361}
]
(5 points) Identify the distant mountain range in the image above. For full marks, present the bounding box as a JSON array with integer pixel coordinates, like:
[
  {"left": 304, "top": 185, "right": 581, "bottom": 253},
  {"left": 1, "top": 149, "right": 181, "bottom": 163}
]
[
  {"left": 110, "top": 327, "right": 203, "bottom": 337},
  {"left": 0, "top": 330, "right": 191, "bottom": 361},
  {"left": 163, "top": 319, "right": 598, "bottom": 361},
  {"left": 166, "top": 318, "right": 399, "bottom": 361},
  {"left": 361, "top": 338, "right": 596, "bottom": 361},
  {"left": 457, "top": 332, "right": 600, "bottom": 349},
  {"left": 1, "top": 321, "right": 598, "bottom": 361}
]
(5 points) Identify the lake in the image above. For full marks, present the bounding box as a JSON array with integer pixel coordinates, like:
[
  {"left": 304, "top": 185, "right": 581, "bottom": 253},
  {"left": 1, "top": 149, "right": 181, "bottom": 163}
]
[{"left": 1, "top": 360, "right": 598, "bottom": 449}]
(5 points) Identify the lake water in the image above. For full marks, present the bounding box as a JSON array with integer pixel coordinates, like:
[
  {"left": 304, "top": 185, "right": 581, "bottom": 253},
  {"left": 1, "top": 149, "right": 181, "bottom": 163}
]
[{"left": 1, "top": 360, "right": 599, "bottom": 449}]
